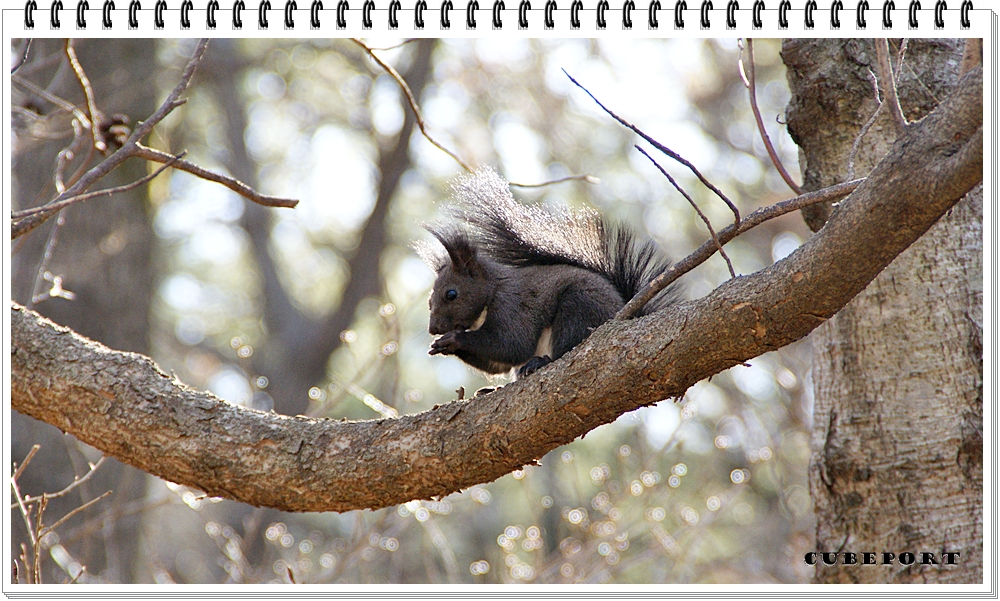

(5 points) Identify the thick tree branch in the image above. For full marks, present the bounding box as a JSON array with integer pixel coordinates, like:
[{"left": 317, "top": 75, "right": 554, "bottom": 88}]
[{"left": 11, "top": 67, "right": 982, "bottom": 514}]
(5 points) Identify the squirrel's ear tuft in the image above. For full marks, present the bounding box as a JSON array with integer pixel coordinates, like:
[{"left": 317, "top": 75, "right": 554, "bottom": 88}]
[
  {"left": 437, "top": 230, "right": 482, "bottom": 276},
  {"left": 413, "top": 239, "right": 447, "bottom": 272},
  {"left": 425, "top": 226, "right": 485, "bottom": 276}
]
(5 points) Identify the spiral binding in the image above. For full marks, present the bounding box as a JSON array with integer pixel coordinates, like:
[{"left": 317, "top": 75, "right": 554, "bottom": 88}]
[{"left": 22, "top": 0, "right": 980, "bottom": 31}]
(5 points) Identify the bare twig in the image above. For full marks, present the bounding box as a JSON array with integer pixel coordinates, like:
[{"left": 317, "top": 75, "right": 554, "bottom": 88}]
[
  {"left": 56, "top": 495, "right": 173, "bottom": 546},
  {"left": 12, "top": 445, "right": 41, "bottom": 482},
  {"left": 740, "top": 39, "right": 802, "bottom": 195},
  {"left": 365, "top": 38, "right": 421, "bottom": 51},
  {"left": 618, "top": 178, "right": 864, "bottom": 319},
  {"left": 27, "top": 211, "right": 67, "bottom": 308},
  {"left": 352, "top": 38, "right": 474, "bottom": 172},
  {"left": 875, "top": 39, "right": 907, "bottom": 133},
  {"left": 10, "top": 474, "right": 38, "bottom": 549},
  {"left": 13, "top": 154, "right": 185, "bottom": 223},
  {"left": 11, "top": 39, "right": 217, "bottom": 240},
  {"left": 509, "top": 174, "right": 600, "bottom": 188},
  {"left": 11, "top": 457, "right": 108, "bottom": 509},
  {"left": 32, "top": 498, "right": 45, "bottom": 582},
  {"left": 134, "top": 145, "right": 299, "bottom": 208},
  {"left": 39, "top": 491, "right": 112, "bottom": 537},
  {"left": 11, "top": 38, "right": 32, "bottom": 74},
  {"left": 18, "top": 544, "right": 31, "bottom": 584},
  {"left": 53, "top": 121, "right": 90, "bottom": 194},
  {"left": 14, "top": 46, "right": 65, "bottom": 78},
  {"left": 847, "top": 70, "right": 884, "bottom": 181},
  {"left": 353, "top": 38, "right": 597, "bottom": 190},
  {"left": 13, "top": 74, "right": 89, "bottom": 123},
  {"left": 636, "top": 145, "right": 735, "bottom": 278},
  {"left": 65, "top": 40, "right": 106, "bottom": 153},
  {"left": 849, "top": 40, "right": 908, "bottom": 180},
  {"left": 564, "top": 69, "right": 740, "bottom": 225},
  {"left": 896, "top": 39, "right": 909, "bottom": 76}
]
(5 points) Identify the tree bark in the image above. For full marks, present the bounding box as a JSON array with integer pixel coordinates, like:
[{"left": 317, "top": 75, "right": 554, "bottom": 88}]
[
  {"left": 10, "top": 62, "right": 982, "bottom": 513},
  {"left": 784, "top": 39, "right": 982, "bottom": 583}
]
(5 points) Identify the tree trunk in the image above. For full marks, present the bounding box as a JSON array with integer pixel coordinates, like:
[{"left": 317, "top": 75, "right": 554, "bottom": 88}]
[{"left": 783, "top": 39, "right": 982, "bottom": 583}]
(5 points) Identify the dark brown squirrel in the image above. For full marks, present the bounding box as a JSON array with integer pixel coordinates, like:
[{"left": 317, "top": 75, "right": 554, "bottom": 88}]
[{"left": 417, "top": 168, "right": 677, "bottom": 378}]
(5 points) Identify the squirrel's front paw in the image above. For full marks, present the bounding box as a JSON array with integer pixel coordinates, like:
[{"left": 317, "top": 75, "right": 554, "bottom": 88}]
[{"left": 429, "top": 331, "right": 461, "bottom": 355}]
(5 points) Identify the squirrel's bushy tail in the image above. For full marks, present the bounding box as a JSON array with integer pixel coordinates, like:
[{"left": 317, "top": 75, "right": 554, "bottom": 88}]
[{"left": 448, "top": 168, "right": 675, "bottom": 316}]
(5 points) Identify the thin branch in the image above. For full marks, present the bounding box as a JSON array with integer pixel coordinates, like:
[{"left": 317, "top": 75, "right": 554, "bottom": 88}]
[
  {"left": 740, "top": 39, "right": 802, "bottom": 195},
  {"left": 14, "top": 46, "right": 64, "bottom": 78},
  {"left": 39, "top": 491, "right": 112, "bottom": 537},
  {"left": 11, "top": 38, "right": 32, "bottom": 74},
  {"left": 635, "top": 145, "right": 735, "bottom": 278},
  {"left": 12, "top": 74, "right": 89, "bottom": 123},
  {"left": 57, "top": 496, "right": 173, "bottom": 548},
  {"left": 32, "top": 498, "right": 44, "bottom": 583},
  {"left": 11, "top": 457, "right": 108, "bottom": 509},
  {"left": 849, "top": 40, "right": 908, "bottom": 181},
  {"left": 564, "top": 69, "right": 740, "bottom": 225},
  {"left": 11, "top": 39, "right": 212, "bottom": 240},
  {"left": 508, "top": 174, "right": 600, "bottom": 188},
  {"left": 875, "top": 39, "right": 907, "bottom": 133},
  {"left": 352, "top": 39, "right": 597, "bottom": 191},
  {"left": 351, "top": 37, "right": 474, "bottom": 173},
  {"left": 10, "top": 475, "right": 38, "bottom": 548},
  {"left": 27, "top": 211, "right": 67, "bottom": 308},
  {"left": 53, "top": 121, "right": 90, "bottom": 194},
  {"left": 18, "top": 544, "right": 31, "bottom": 584},
  {"left": 134, "top": 145, "right": 299, "bottom": 208},
  {"left": 12, "top": 154, "right": 184, "bottom": 223},
  {"left": 365, "top": 38, "right": 421, "bottom": 51},
  {"left": 848, "top": 70, "right": 884, "bottom": 181},
  {"left": 618, "top": 178, "right": 864, "bottom": 319},
  {"left": 896, "top": 39, "right": 909, "bottom": 77},
  {"left": 65, "top": 39, "right": 106, "bottom": 153},
  {"left": 12, "top": 445, "right": 40, "bottom": 482}
]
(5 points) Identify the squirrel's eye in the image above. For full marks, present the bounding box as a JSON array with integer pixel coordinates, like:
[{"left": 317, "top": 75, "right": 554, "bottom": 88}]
[{"left": 445, "top": 289, "right": 458, "bottom": 301}]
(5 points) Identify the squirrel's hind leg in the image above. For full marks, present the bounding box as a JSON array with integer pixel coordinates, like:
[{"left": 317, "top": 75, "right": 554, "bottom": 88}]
[
  {"left": 516, "top": 355, "right": 553, "bottom": 378},
  {"left": 548, "top": 284, "right": 619, "bottom": 359},
  {"left": 516, "top": 284, "right": 618, "bottom": 378}
]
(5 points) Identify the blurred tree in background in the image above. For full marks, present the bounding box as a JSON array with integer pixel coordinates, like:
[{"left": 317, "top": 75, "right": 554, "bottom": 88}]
[{"left": 12, "top": 37, "right": 975, "bottom": 585}]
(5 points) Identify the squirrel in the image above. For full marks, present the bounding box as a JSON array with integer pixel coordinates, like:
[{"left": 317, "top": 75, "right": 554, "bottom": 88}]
[{"left": 417, "top": 168, "right": 677, "bottom": 379}]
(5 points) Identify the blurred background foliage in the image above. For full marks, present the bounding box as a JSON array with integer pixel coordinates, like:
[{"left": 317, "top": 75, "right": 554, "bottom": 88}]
[{"left": 11, "top": 37, "right": 816, "bottom": 583}]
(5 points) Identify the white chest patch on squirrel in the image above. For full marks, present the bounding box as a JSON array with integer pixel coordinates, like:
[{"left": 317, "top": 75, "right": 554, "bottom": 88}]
[{"left": 468, "top": 307, "right": 488, "bottom": 332}]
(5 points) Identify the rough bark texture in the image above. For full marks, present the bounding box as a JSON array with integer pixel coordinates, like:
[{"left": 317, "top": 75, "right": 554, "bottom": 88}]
[
  {"left": 10, "top": 62, "right": 982, "bottom": 514},
  {"left": 784, "top": 39, "right": 964, "bottom": 233},
  {"left": 784, "top": 39, "right": 982, "bottom": 583}
]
